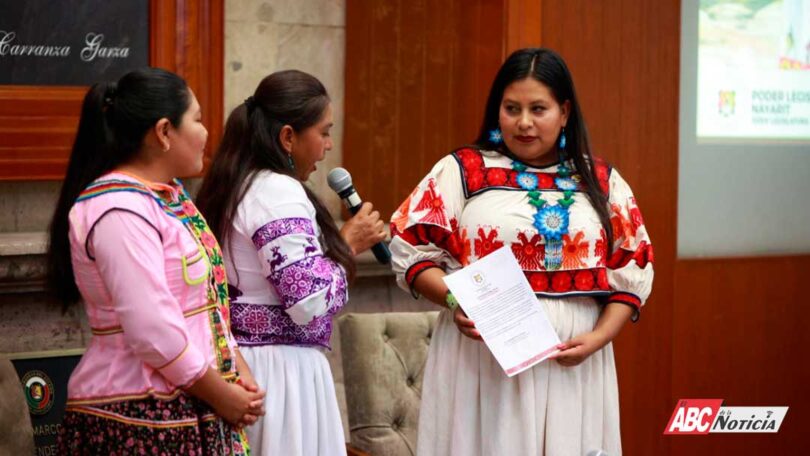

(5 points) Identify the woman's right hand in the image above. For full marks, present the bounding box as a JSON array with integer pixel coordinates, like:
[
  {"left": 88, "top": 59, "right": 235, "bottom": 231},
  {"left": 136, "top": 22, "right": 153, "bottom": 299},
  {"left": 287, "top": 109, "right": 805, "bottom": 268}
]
[
  {"left": 453, "top": 307, "right": 482, "bottom": 341},
  {"left": 340, "top": 202, "right": 386, "bottom": 255}
]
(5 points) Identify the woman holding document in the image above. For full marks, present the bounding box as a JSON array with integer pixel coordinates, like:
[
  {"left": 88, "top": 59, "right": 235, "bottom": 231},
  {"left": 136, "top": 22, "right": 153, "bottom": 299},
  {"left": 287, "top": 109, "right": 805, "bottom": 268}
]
[{"left": 389, "top": 48, "right": 654, "bottom": 455}]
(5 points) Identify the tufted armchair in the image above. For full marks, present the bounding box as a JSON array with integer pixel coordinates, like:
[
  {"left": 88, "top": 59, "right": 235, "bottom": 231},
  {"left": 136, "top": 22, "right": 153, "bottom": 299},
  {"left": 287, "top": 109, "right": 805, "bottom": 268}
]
[
  {"left": 0, "top": 358, "right": 34, "bottom": 454},
  {"left": 339, "top": 311, "right": 439, "bottom": 456}
]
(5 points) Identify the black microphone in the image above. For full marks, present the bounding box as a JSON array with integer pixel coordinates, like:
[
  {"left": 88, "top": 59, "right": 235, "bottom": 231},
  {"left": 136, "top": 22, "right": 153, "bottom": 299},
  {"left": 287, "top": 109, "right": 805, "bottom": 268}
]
[{"left": 327, "top": 167, "right": 391, "bottom": 264}]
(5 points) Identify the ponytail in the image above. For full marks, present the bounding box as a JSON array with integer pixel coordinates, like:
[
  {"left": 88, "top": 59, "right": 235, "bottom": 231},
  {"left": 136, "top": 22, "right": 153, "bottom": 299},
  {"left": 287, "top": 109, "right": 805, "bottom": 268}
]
[{"left": 47, "top": 68, "right": 190, "bottom": 308}]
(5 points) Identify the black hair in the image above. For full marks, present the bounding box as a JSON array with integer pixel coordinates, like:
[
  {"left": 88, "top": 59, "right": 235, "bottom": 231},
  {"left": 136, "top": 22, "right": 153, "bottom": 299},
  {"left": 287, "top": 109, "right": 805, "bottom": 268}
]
[
  {"left": 195, "top": 70, "right": 355, "bottom": 281},
  {"left": 47, "top": 67, "right": 191, "bottom": 307},
  {"left": 474, "top": 48, "right": 613, "bottom": 250}
]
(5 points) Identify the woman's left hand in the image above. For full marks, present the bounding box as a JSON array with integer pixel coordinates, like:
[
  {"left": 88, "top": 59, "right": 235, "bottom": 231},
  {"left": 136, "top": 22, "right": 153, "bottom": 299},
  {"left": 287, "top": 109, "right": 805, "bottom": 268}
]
[
  {"left": 238, "top": 372, "right": 259, "bottom": 393},
  {"left": 553, "top": 330, "right": 609, "bottom": 366}
]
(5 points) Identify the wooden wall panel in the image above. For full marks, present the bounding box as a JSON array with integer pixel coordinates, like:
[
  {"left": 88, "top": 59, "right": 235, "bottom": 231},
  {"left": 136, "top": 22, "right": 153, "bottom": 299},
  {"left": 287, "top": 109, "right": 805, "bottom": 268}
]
[
  {"left": 540, "top": 1, "right": 679, "bottom": 454},
  {"left": 347, "top": 1, "right": 806, "bottom": 454},
  {"left": 0, "top": 0, "right": 223, "bottom": 181},
  {"left": 344, "top": 0, "right": 504, "bottom": 219},
  {"left": 672, "top": 257, "right": 810, "bottom": 454}
]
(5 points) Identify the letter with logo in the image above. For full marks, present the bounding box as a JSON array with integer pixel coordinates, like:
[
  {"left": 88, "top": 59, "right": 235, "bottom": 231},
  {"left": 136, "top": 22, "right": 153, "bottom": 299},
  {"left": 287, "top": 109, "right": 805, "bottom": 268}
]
[{"left": 443, "top": 246, "right": 561, "bottom": 377}]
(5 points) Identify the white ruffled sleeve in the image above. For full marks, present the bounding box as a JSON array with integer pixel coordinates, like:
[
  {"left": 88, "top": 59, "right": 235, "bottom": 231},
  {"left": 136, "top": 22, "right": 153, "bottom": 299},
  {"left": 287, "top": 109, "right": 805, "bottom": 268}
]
[
  {"left": 605, "top": 169, "right": 654, "bottom": 320},
  {"left": 389, "top": 154, "right": 468, "bottom": 295},
  {"left": 238, "top": 174, "right": 347, "bottom": 325}
]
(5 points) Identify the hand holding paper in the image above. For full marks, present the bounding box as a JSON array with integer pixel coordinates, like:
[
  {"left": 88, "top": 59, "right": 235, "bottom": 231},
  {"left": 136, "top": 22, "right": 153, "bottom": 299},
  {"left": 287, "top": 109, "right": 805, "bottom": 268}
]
[{"left": 442, "top": 246, "right": 561, "bottom": 377}]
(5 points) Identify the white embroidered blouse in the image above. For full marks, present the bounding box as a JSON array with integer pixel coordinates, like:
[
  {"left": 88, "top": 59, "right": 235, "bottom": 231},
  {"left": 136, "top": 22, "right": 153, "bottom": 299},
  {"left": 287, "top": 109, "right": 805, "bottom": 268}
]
[{"left": 390, "top": 148, "right": 654, "bottom": 319}]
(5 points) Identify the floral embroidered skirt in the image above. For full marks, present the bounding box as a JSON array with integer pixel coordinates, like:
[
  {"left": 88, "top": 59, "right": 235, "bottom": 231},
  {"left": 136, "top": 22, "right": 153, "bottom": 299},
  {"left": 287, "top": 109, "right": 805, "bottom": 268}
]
[{"left": 58, "top": 393, "right": 250, "bottom": 455}]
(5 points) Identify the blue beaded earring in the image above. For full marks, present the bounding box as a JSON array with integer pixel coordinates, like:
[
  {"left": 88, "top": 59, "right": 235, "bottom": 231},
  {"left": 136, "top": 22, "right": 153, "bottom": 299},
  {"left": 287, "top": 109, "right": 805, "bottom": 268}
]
[
  {"left": 557, "top": 127, "right": 570, "bottom": 173},
  {"left": 489, "top": 128, "right": 503, "bottom": 144},
  {"left": 286, "top": 154, "right": 296, "bottom": 171}
]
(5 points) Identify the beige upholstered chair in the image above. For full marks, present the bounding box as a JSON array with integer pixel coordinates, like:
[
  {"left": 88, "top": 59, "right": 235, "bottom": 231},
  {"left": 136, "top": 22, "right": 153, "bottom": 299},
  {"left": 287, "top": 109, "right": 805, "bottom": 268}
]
[
  {"left": 339, "top": 312, "right": 439, "bottom": 456},
  {"left": 0, "top": 357, "right": 34, "bottom": 454}
]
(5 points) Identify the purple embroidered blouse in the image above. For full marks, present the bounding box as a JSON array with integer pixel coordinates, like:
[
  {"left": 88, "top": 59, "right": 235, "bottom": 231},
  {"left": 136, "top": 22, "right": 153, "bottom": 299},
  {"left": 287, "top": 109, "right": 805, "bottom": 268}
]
[{"left": 224, "top": 171, "right": 348, "bottom": 348}]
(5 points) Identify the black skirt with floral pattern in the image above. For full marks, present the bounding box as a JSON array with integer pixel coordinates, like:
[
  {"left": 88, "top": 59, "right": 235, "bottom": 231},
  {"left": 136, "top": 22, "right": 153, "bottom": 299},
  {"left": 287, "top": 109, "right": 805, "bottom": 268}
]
[{"left": 57, "top": 393, "right": 249, "bottom": 455}]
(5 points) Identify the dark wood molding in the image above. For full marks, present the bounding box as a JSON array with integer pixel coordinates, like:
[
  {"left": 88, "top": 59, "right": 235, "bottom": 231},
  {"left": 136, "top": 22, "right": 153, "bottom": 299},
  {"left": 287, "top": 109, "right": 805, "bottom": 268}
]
[{"left": 0, "top": 0, "right": 224, "bottom": 181}]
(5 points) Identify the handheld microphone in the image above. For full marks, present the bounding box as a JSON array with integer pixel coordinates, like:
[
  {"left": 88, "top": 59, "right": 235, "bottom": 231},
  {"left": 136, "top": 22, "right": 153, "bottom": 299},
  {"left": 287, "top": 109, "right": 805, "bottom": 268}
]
[{"left": 327, "top": 167, "right": 391, "bottom": 264}]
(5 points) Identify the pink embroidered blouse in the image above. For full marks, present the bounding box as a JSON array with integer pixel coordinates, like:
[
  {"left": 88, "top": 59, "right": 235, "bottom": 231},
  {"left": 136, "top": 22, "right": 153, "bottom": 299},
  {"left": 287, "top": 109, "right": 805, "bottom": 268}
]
[{"left": 65, "top": 172, "right": 238, "bottom": 406}]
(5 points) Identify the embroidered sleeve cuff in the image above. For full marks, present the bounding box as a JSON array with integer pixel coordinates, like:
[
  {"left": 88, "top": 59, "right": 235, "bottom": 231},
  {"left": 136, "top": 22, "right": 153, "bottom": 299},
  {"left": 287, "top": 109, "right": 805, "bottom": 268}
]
[
  {"left": 607, "top": 291, "right": 642, "bottom": 322},
  {"left": 157, "top": 342, "right": 208, "bottom": 387},
  {"left": 405, "top": 260, "right": 443, "bottom": 298}
]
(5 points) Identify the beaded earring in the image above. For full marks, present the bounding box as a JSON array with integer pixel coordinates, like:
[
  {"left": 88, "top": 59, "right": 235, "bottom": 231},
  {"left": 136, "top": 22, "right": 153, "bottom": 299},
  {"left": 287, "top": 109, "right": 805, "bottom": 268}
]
[
  {"left": 489, "top": 128, "right": 503, "bottom": 144},
  {"left": 557, "top": 127, "right": 570, "bottom": 174},
  {"left": 286, "top": 154, "right": 296, "bottom": 171}
]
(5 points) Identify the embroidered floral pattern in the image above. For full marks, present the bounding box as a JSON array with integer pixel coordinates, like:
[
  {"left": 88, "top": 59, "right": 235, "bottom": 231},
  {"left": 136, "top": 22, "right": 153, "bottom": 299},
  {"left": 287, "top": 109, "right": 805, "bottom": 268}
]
[
  {"left": 397, "top": 223, "right": 468, "bottom": 265},
  {"left": 252, "top": 218, "right": 315, "bottom": 250},
  {"left": 534, "top": 205, "right": 569, "bottom": 241},
  {"left": 268, "top": 255, "right": 346, "bottom": 310},
  {"left": 524, "top": 268, "right": 610, "bottom": 294},
  {"left": 453, "top": 148, "right": 595, "bottom": 197},
  {"left": 173, "top": 187, "right": 234, "bottom": 374},
  {"left": 474, "top": 227, "right": 504, "bottom": 259},
  {"left": 58, "top": 393, "right": 249, "bottom": 455},
  {"left": 231, "top": 298, "right": 344, "bottom": 349},
  {"left": 607, "top": 241, "right": 654, "bottom": 269}
]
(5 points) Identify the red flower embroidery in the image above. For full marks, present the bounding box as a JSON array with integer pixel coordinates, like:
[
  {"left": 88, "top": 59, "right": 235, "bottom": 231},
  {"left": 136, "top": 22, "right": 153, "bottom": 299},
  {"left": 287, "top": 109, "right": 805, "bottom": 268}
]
[
  {"left": 596, "top": 268, "right": 609, "bottom": 290},
  {"left": 511, "top": 232, "right": 544, "bottom": 270},
  {"left": 594, "top": 160, "right": 610, "bottom": 193},
  {"left": 486, "top": 168, "right": 508, "bottom": 186},
  {"left": 213, "top": 265, "right": 226, "bottom": 284},
  {"left": 562, "top": 231, "right": 589, "bottom": 269},
  {"left": 457, "top": 148, "right": 484, "bottom": 171},
  {"left": 528, "top": 272, "right": 549, "bottom": 292},
  {"left": 551, "top": 272, "right": 572, "bottom": 292},
  {"left": 574, "top": 270, "right": 595, "bottom": 291},
  {"left": 474, "top": 227, "right": 503, "bottom": 259},
  {"left": 181, "top": 200, "right": 198, "bottom": 217},
  {"left": 467, "top": 169, "right": 485, "bottom": 193},
  {"left": 414, "top": 179, "right": 449, "bottom": 227},
  {"left": 537, "top": 173, "right": 555, "bottom": 189},
  {"left": 201, "top": 231, "right": 217, "bottom": 249}
]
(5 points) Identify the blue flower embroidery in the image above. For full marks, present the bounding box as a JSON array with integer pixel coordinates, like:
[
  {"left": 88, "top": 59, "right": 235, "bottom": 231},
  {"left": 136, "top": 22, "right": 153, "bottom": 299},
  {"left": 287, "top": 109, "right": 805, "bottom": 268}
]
[
  {"left": 554, "top": 177, "right": 578, "bottom": 191},
  {"left": 516, "top": 172, "right": 538, "bottom": 190},
  {"left": 533, "top": 205, "right": 569, "bottom": 241}
]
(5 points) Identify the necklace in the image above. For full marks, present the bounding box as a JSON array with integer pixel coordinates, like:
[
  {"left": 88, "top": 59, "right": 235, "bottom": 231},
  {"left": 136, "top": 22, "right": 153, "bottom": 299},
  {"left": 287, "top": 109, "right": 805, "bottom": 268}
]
[{"left": 512, "top": 160, "right": 579, "bottom": 270}]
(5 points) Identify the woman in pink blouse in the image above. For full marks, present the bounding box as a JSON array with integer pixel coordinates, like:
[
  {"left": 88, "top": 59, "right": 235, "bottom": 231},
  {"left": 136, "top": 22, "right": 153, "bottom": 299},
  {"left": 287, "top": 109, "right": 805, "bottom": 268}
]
[{"left": 47, "top": 68, "right": 264, "bottom": 454}]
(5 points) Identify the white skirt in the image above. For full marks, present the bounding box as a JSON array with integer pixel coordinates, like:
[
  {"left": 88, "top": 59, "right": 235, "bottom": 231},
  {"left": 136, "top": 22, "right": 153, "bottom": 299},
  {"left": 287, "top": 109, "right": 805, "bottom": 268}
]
[
  {"left": 240, "top": 345, "right": 347, "bottom": 456},
  {"left": 416, "top": 297, "right": 622, "bottom": 456}
]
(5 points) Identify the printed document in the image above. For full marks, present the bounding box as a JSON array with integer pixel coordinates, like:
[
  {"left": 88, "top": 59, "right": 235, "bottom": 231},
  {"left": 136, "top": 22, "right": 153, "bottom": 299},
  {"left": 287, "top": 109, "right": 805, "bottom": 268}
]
[{"left": 443, "top": 246, "right": 561, "bottom": 376}]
